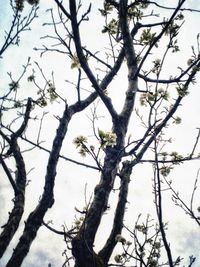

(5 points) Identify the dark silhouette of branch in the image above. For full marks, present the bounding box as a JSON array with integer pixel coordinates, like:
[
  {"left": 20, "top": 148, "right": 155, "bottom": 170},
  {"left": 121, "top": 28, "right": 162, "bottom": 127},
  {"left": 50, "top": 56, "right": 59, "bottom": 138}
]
[
  {"left": 164, "top": 172, "right": 200, "bottom": 227},
  {"left": 54, "top": 0, "right": 71, "bottom": 20},
  {"left": 0, "top": 155, "right": 18, "bottom": 194},
  {"left": 154, "top": 142, "right": 174, "bottom": 267},
  {"left": 0, "top": 98, "right": 32, "bottom": 258},
  {"left": 1, "top": 125, "right": 100, "bottom": 171},
  {"left": 189, "top": 128, "right": 200, "bottom": 158},
  {"left": 131, "top": 58, "right": 200, "bottom": 168},
  {"left": 69, "top": 0, "right": 119, "bottom": 122},
  {"left": 1, "top": 1, "right": 200, "bottom": 266},
  {"left": 145, "top": 1, "right": 200, "bottom": 13},
  {"left": 135, "top": 0, "right": 187, "bottom": 78},
  {"left": 0, "top": 6, "right": 38, "bottom": 57},
  {"left": 43, "top": 220, "right": 77, "bottom": 238},
  {"left": 99, "top": 160, "right": 132, "bottom": 263},
  {"left": 6, "top": 104, "right": 72, "bottom": 267},
  {"left": 5, "top": 43, "right": 126, "bottom": 263},
  {"left": 117, "top": 0, "right": 138, "bottom": 142},
  {"left": 139, "top": 55, "right": 200, "bottom": 84}
]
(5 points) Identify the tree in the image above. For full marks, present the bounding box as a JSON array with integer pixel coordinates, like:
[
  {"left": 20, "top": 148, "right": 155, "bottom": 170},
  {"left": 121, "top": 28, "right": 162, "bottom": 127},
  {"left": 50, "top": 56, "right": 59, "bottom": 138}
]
[{"left": 1, "top": 0, "right": 200, "bottom": 266}]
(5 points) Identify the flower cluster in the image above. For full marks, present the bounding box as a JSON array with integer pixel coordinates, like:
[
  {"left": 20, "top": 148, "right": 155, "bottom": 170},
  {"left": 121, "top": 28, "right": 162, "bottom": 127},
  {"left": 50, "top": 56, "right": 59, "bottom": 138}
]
[
  {"left": 139, "top": 29, "right": 157, "bottom": 46},
  {"left": 98, "top": 129, "right": 117, "bottom": 148},
  {"left": 114, "top": 234, "right": 132, "bottom": 263},
  {"left": 71, "top": 54, "right": 81, "bottom": 69},
  {"left": 74, "top": 216, "right": 84, "bottom": 230},
  {"left": 15, "top": 0, "right": 39, "bottom": 12},
  {"left": 99, "top": 2, "right": 113, "bottom": 16},
  {"left": 9, "top": 81, "right": 19, "bottom": 91},
  {"left": 102, "top": 18, "right": 118, "bottom": 35},
  {"left": 140, "top": 88, "right": 169, "bottom": 106},
  {"left": 47, "top": 83, "right": 57, "bottom": 103},
  {"left": 73, "top": 135, "right": 88, "bottom": 157},
  {"left": 115, "top": 234, "right": 127, "bottom": 245},
  {"left": 160, "top": 166, "right": 173, "bottom": 177},
  {"left": 15, "top": 0, "right": 24, "bottom": 12},
  {"left": 34, "top": 80, "right": 58, "bottom": 107},
  {"left": 176, "top": 85, "right": 189, "bottom": 97},
  {"left": 135, "top": 224, "right": 147, "bottom": 234}
]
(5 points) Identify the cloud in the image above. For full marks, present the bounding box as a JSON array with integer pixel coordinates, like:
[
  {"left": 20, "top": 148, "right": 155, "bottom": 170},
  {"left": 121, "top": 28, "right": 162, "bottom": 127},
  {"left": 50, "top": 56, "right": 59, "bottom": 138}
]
[
  {"left": 175, "top": 227, "right": 200, "bottom": 266},
  {"left": 23, "top": 250, "right": 54, "bottom": 267}
]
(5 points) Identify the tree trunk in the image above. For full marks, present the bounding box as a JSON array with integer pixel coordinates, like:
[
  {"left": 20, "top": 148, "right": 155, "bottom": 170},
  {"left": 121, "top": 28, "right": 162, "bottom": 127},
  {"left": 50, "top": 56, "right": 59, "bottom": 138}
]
[{"left": 72, "top": 237, "right": 104, "bottom": 267}]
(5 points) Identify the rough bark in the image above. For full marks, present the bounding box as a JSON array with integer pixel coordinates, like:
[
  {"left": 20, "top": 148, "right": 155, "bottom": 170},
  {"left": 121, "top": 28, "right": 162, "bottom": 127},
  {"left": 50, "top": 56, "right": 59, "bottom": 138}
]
[
  {"left": 0, "top": 150, "right": 26, "bottom": 258},
  {"left": 0, "top": 98, "right": 32, "bottom": 258},
  {"left": 70, "top": 1, "right": 138, "bottom": 265},
  {"left": 6, "top": 104, "right": 73, "bottom": 267},
  {"left": 99, "top": 160, "right": 132, "bottom": 264},
  {"left": 72, "top": 146, "right": 122, "bottom": 267}
]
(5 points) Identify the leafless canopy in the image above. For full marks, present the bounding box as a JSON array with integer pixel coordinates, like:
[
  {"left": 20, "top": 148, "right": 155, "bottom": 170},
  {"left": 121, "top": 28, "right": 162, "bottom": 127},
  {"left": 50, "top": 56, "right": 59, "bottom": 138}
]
[{"left": 0, "top": 1, "right": 200, "bottom": 267}]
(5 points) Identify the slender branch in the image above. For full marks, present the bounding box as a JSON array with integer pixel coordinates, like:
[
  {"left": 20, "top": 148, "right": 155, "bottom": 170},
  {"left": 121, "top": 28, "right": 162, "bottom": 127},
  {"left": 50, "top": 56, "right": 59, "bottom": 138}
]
[
  {"left": 190, "top": 169, "right": 199, "bottom": 213},
  {"left": 131, "top": 59, "right": 200, "bottom": 167},
  {"left": 78, "top": 3, "right": 91, "bottom": 26},
  {"left": 0, "top": 6, "right": 38, "bottom": 57},
  {"left": 118, "top": 0, "right": 138, "bottom": 124},
  {"left": 1, "top": 124, "right": 100, "bottom": 171},
  {"left": 154, "top": 142, "right": 174, "bottom": 267},
  {"left": 146, "top": 1, "right": 200, "bottom": 13},
  {"left": 139, "top": 156, "right": 200, "bottom": 164},
  {"left": 135, "top": 0, "right": 186, "bottom": 78},
  {"left": 0, "top": 142, "right": 26, "bottom": 258},
  {"left": 99, "top": 160, "right": 132, "bottom": 263},
  {"left": 43, "top": 221, "right": 76, "bottom": 238},
  {"left": 188, "top": 256, "right": 196, "bottom": 267},
  {"left": 0, "top": 156, "right": 18, "bottom": 194},
  {"left": 139, "top": 55, "right": 200, "bottom": 84},
  {"left": 54, "top": 0, "right": 71, "bottom": 19},
  {"left": 37, "top": 112, "right": 48, "bottom": 144},
  {"left": 138, "top": 73, "right": 186, "bottom": 84},
  {"left": 126, "top": 123, "right": 155, "bottom": 156},
  {"left": 69, "top": 0, "right": 119, "bottom": 122},
  {"left": 189, "top": 128, "right": 200, "bottom": 158},
  {"left": 83, "top": 47, "right": 112, "bottom": 69},
  {"left": 0, "top": 10, "right": 18, "bottom": 57},
  {"left": 12, "top": 98, "right": 32, "bottom": 138},
  {"left": 164, "top": 174, "right": 200, "bottom": 227}
]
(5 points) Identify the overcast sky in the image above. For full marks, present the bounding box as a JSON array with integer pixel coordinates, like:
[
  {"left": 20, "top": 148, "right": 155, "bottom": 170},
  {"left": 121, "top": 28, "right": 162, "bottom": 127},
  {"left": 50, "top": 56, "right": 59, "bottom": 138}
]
[{"left": 1, "top": 1, "right": 200, "bottom": 267}]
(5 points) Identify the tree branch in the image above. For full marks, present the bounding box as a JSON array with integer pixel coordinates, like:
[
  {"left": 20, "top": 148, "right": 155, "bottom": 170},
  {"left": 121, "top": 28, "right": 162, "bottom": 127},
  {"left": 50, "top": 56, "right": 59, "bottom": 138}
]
[
  {"left": 0, "top": 156, "right": 18, "bottom": 194},
  {"left": 99, "top": 160, "right": 132, "bottom": 263},
  {"left": 69, "top": 0, "right": 119, "bottom": 122},
  {"left": 135, "top": 0, "right": 187, "bottom": 78},
  {"left": 118, "top": 0, "right": 138, "bottom": 126},
  {"left": 0, "top": 99, "right": 32, "bottom": 258},
  {"left": 6, "top": 104, "right": 72, "bottom": 267},
  {"left": 131, "top": 58, "right": 200, "bottom": 167},
  {"left": 154, "top": 142, "right": 174, "bottom": 267}
]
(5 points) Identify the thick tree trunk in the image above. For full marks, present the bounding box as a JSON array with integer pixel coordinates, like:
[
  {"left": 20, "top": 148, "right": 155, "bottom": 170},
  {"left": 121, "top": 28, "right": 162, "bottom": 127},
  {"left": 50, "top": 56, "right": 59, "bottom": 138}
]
[
  {"left": 72, "top": 238, "right": 104, "bottom": 267},
  {"left": 71, "top": 147, "right": 119, "bottom": 266}
]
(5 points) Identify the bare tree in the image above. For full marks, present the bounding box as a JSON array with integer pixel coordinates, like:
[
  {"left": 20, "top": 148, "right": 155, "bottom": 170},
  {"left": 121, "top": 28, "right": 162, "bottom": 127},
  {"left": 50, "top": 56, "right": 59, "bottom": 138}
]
[{"left": 1, "top": 0, "right": 200, "bottom": 266}]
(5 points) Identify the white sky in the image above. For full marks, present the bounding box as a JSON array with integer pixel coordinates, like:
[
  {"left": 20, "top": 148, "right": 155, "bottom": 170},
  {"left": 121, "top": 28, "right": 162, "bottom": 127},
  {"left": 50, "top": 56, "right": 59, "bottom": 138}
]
[{"left": 1, "top": 1, "right": 200, "bottom": 266}]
